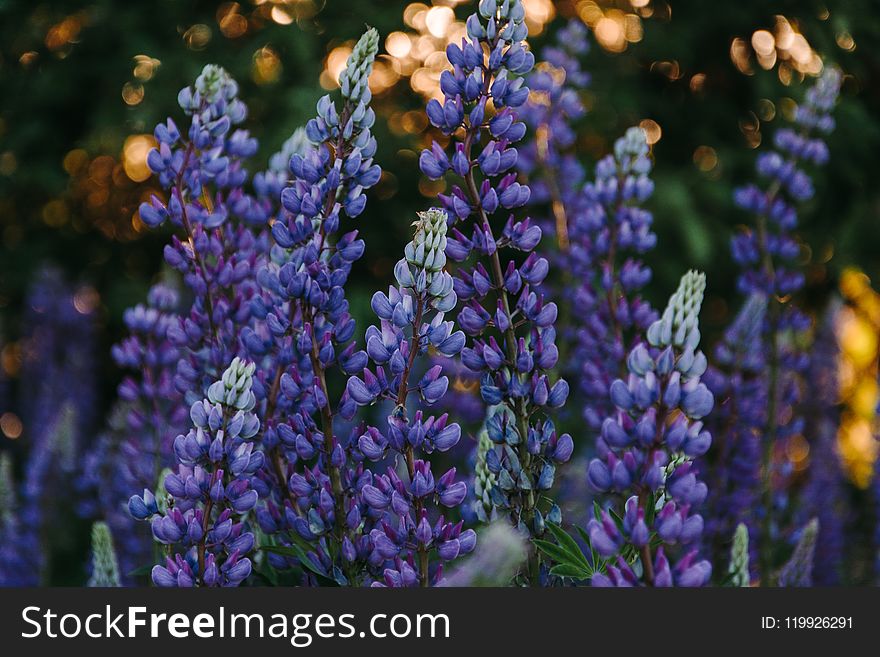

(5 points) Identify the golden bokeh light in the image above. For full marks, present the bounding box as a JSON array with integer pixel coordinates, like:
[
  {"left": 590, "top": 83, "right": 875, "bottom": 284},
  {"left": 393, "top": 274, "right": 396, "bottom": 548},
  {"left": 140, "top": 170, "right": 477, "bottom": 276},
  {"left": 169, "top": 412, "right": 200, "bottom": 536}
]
[
  {"left": 254, "top": 0, "right": 319, "bottom": 25},
  {"left": 425, "top": 6, "right": 455, "bottom": 38},
  {"left": 689, "top": 73, "right": 707, "bottom": 94},
  {"left": 0, "top": 412, "right": 23, "bottom": 440},
  {"left": 836, "top": 31, "right": 856, "bottom": 52},
  {"left": 735, "top": 16, "right": 823, "bottom": 83},
  {"left": 122, "top": 135, "right": 157, "bottom": 183},
  {"left": 217, "top": 3, "right": 249, "bottom": 38},
  {"left": 253, "top": 46, "right": 282, "bottom": 85},
  {"left": 523, "top": 0, "right": 555, "bottom": 35},
  {"left": 638, "top": 119, "right": 661, "bottom": 145},
  {"left": 576, "top": 2, "right": 642, "bottom": 52},
  {"left": 122, "top": 82, "right": 145, "bottom": 106},
  {"left": 693, "top": 145, "right": 718, "bottom": 172},
  {"left": 321, "top": 43, "right": 354, "bottom": 90},
  {"left": 73, "top": 286, "right": 100, "bottom": 315},
  {"left": 385, "top": 31, "right": 413, "bottom": 59},
  {"left": 837, "top": 268, "right": 880, "bottom": 488},
  {"left": 133, "top": 55, "right": 161, "bottom": 81},
  {"left": 45, "top": 12, "right": 88, "bottom": 53},
  {"left": 183, "top": 24, "right": 213, "bottom": 50}
]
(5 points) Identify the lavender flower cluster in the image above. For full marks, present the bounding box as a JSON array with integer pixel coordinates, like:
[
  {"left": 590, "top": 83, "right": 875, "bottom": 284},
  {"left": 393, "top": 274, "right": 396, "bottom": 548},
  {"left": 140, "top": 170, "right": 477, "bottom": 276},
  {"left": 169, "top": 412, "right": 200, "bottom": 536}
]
[
  {"left": 0, "top": 8, "right": 857, "bottom": 590},
  {"left": 419, "top": 0, "right": 573, "bottom": 585},
  {"left": 587, "top": 271, "right": 713, "bottom": 586},
  {"left": 704, "top": 66, "right": 844, "bottom": 583}
]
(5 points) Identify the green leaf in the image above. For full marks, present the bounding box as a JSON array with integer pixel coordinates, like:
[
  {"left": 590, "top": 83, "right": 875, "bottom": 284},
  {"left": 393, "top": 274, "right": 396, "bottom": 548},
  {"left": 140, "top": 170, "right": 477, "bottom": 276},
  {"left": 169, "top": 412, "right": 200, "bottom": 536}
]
[
  {"left": 549, "top": 563, "right": 591, "bottom": 579},
  {"left": 546, "top": 522, "right": 590, "bottom": 569},
  {"left": 533, "top": 539, "right": 578, "bottom": 567}
]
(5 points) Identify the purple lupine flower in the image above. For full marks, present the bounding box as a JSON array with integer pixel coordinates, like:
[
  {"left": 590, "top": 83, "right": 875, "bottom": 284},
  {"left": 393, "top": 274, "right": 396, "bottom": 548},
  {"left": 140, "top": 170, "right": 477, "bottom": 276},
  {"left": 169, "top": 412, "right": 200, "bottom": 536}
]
[
  {"left": 419, "top": 0, "right": 571, "bottom": 585},
  {"left": 250, "top": 28, "right": 382, "bottom": 584},
  {"left": 702, "top": 293, "right": 766, "bottom": 578},
  {"left": 77, "top": 283, "right": 185, "bottom": 581},
  {"left": 5, "top": 403, "right": 78, "bottom": 585},
  {"left": 130, "top": 358, "right": 263, "bottom": 587},
  {"left": 725, "top": 66, "right": 842, "bottom": 582},
  {"left": 350, "top": 209, "right": 475, "bottom": 586},
  {"left": 3, "top": 269, "right": 98, "bottom": 585},
  {"left": 519, "top": 20, "right": 590, "bottom": 252},
  {"left": 797, "top": 305, "right": 846, "bottom": 585},
  {"left": 569, "top": 127, "right": 658, "bottom": 433},
  {"left": 138, "top": 65, "right": 267, "bottom": 408},
  {"left": 587, "top": 271, "right": 713, "bottom": 587}
]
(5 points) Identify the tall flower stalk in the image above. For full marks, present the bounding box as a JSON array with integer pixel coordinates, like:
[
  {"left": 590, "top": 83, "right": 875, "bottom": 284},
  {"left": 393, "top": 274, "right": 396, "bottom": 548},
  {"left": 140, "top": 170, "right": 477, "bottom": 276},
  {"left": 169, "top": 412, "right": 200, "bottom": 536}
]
[
  {"left": 519, "top": 20, "right": 590, "bottom": 252},
  {"left": 798, "top": 306, "right": 846, "bottom": 585},
  {"left": 702, "top": 293, "right": 766, "bottom": 576},
  {"left": 419, "top": 0, "right": 572, "bottom": 584},
  {"left": 725, "top": 66, "right": 842, "bottom": 581},
  {"left": 570, "top": 127, "right": 658, "bottom": 432},
  {"left": 129, "top": 358, "right": 262, "bottom": 587},
  {"left": 588, "top": 271, "right": 714, "bottom": 587},
  {"left": 251, "top": 27, "right": 381, "bottom": 583},
  {"left": 348, "top": 208, "right": 474, "bottom": 586},
  {"left": 138, "top": 64, "right": 264, "bottom": 403}
]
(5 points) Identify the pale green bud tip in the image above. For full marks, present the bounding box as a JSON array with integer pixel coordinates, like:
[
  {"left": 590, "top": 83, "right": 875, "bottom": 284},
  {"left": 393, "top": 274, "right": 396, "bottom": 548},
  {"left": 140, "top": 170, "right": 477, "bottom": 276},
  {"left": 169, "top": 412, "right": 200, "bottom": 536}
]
[
  {"left": 615, "top": 126, "right": 649, "bottom": 160},
  {"left": 777, "top": 518, "right": 819, "bottom": 586},
  {"left": 50, "top": 403, "right": 78, "bottom": 470},
  {"left": 648, "top": 270, "right": 706, "bottom": 348},
  {"left": 88, "top": 521, "right": 121, "bottom": 587},
  {"left": 209, "top": 357, "right": 257, "bottom": 410},
  {"left": 195, "top": 64, "right": 235, "bottom": 102},
  {"left": 474, "top": 429, "right": 497, "bottom": 511},
  {"left": 340, "top": 27, "right": 380, "bottom": 101},
  {"left": 728, "top": 523, "right": 750, "bottom": 587},
  {"left": 414, "top": 208, "right": 449, "bottom": 242},
  {"left": 405, "top": 209, "right": 449, "bottom": 273}
]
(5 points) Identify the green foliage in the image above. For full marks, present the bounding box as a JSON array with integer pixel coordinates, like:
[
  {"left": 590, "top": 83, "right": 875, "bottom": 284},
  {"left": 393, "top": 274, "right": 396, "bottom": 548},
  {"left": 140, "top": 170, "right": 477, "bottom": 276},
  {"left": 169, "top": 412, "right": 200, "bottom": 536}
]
[{"left": 533, "top": 521, "right": 608, "bottom": 582}]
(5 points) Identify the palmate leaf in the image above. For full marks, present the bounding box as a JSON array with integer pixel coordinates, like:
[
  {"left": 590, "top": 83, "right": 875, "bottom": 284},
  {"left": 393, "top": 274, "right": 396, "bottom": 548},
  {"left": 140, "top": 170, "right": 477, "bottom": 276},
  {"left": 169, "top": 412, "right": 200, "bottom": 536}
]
[
  {"left": 546, "top": 522, "right": 591, "bottom": 570},
  {"left": 533, "top": 539, "right": 578, "bottom": 567},
  {"left": 549, "top": 563, "right": 592, "bottom": 579},
  {"left": 575, "top": 526, "right": 611, "bottom": 577},
  {"left": 534, "top": 522, "right": 594, "bottom": 581}
]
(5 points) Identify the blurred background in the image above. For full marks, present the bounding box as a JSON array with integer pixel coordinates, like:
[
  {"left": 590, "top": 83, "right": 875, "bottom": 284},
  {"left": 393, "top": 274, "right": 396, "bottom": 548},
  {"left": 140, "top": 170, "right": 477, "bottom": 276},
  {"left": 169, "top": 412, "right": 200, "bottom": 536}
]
[{"left": 1, "top": 0, "right": 879, "bottom": 583}]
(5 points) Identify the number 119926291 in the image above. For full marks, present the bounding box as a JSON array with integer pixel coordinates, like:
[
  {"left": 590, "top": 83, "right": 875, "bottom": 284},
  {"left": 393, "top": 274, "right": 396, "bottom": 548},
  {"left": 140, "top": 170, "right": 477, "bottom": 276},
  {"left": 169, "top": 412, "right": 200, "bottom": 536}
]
[{"left": 761, "top": 617, "right": 853, "bottom": 629}]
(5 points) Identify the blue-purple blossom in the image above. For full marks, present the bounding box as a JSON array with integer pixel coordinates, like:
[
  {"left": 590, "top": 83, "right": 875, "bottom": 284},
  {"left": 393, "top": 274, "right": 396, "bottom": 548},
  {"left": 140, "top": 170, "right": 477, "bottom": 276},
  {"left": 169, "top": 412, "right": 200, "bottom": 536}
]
[
  {"left": 130, "top": 358, "right": 262, "bottom": 587},
  {"left": 569, "top": 127, "right": 658, "bottom": 433},
  {"left": 724, "top": 66, "right": 842, "bottom": 582},
  {"left": 588, "top": 271, "right": 713, "bottom": 587},
  {"left": 250, "top": 28, "right": 382, "bottom": 584},
  {"left": 419, "top": 0, "right": 570, "bottom": 585},
  {"left": 702, "top": 293, "right": 766, "bottom": 577},
  {"left": 798, "top": 307, "right": 846, "bottom": 585},
  {"left": 519, "top": 20, "right": 590, "bottom": 252},
  {"left": 349, "top": 209, "right": 475, "bottom": 586}
]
